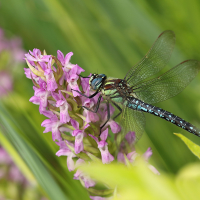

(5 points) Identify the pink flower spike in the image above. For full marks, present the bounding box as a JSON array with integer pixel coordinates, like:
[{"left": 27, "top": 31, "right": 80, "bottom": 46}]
[{"left": 24, "top": 49, "right": 158, "bottom": 194}]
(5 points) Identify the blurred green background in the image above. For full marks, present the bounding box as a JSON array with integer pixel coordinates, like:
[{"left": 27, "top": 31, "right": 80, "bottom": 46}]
[{"left": 0, "top": 0, "right": 200, "bottom": 199}]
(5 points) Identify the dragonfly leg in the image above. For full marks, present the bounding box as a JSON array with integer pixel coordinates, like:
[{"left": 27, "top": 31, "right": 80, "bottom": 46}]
[
  {"left": 82, "top": 95, "right": 102, "bottom": 113},
  {"left": 112, "top": 102, "right": 122, "bottom": 120},
  {"left": 100, "top": 101, "right": 110, "bottom": 135},
  {"left": 79, "top": 75, "right": 90, "bottom": 78},
  {"left": 71, "top": 89, "right": 99, "bottom": 98}
]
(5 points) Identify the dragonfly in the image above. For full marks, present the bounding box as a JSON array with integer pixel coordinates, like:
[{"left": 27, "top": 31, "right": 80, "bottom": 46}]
[{"left": 74, "top": 30, "right": 200, "bottom": 142}]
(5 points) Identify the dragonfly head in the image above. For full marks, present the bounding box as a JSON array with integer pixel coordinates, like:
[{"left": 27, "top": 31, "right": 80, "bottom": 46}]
[{"left": 89, "top": 74, "right": 107, "bottom": 91}]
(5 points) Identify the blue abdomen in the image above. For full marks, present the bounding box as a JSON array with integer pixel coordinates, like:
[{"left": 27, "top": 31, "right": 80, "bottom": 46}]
[{"left": 126, "top": 97, "right": 200, "bottom": 137}]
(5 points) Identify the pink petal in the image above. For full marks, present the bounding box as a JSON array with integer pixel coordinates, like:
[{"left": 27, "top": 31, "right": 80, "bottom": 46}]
[
  {"left": 143, "top": 147, "right": 152, "bottom": 161},
  {"left": 148, "top": 165, "right": 160, "bottom": 175},
  {"left": 100, "top": 128, "right": 108, "bottom": 141},
  {"left": 125, "top": 131, "right": 136, "bottom": 145},
  {"left": 108, "top": 121, "right": 121, "bottom": 134},
  {"left": 57, "top": 50, "right": 65, "bottom": 66},
  {"left": 64, "top": 52, "right": 73, "bottom": 65}
]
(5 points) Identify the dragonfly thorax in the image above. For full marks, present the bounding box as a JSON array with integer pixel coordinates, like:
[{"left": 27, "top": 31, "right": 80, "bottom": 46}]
[{"left": 89, "top": 74, "right": 107, "bottom": 91}]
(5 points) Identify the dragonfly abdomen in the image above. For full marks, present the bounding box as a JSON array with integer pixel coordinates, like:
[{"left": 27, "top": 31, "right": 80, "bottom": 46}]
[{"left": 126, "top": 97, "right": 200, "bottom": 136}]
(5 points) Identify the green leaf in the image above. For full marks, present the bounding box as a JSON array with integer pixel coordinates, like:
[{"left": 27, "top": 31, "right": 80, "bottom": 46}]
[
  {"left": 0, "top": 132, "right": 36, "bottom": 184},
  {"left": 176, "top": 163, "right": 200, "bottom": 200},
  {"left": 0, "top": 102, "right": 90, "bottom": 200},
  {"left": 174, "top": 133, "right": 200, "bottom": 159},
  {"left": 80, "top": 160, "right": 182, "bottom": 200}
]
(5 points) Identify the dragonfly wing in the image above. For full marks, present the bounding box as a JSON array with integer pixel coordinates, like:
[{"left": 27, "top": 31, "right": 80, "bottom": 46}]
[
  {"left": 117, "top": 106, "right": 145, "bottom": 146},
  {"left": 134, "top": 60, "right": 200, "bottom": 104},
  {"left": 125, "top": 30, "right": 175, "bottom": 86}
]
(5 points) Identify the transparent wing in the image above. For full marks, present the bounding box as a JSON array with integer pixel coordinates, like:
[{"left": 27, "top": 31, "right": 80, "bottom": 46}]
[
  {"left": 133, "top": 60, "right": 200, "bottom": 104},
  {"left": 116, "top": 106, "right": 146, "bottom": 146},
  {"left": 125, "top": 30, "right": 176, "bottom": 86}
]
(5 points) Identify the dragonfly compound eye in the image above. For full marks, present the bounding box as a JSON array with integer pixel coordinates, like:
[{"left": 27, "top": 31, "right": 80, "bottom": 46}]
[
  {"left": 89, "top": 74, "right": 97, "bottom": 85},
  {"left": 91, "top": 77, "right": 103, "bottom": 90}
]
